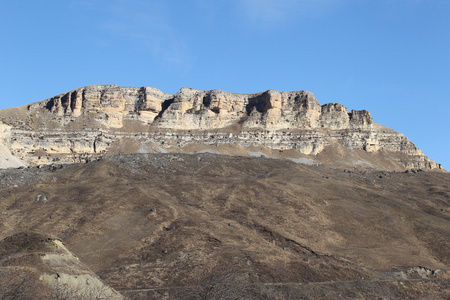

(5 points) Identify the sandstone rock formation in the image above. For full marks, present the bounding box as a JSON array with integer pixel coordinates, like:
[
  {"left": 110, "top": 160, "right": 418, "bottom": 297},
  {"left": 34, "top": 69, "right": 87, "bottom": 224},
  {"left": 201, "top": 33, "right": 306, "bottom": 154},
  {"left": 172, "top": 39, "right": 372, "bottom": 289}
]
[{"left": 0, "top": 85, "right": 442, "bottom": 170}]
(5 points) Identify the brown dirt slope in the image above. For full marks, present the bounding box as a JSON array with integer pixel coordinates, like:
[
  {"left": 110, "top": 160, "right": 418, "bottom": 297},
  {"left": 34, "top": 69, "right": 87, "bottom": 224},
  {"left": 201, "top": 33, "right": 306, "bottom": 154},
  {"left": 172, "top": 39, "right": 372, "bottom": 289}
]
[
  {"left": 0, "top": 231, "right": 122, "bottom": 299},
  {"left": 0, "top": 153, "right": 449, "bottom": 299}
]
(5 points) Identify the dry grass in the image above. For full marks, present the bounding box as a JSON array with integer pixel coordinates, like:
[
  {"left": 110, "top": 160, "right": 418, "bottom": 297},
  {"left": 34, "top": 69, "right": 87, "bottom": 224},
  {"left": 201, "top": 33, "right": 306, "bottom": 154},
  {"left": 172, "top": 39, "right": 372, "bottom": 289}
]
[{"left": 0, "top": 153, "right": 449, "bottom": 299}]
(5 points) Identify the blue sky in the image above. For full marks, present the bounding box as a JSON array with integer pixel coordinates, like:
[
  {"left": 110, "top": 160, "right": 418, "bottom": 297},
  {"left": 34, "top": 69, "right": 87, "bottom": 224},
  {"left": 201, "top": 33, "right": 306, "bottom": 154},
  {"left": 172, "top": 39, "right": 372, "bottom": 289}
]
[{"left": 1, "top": 0, "right": 449, "bottom": 169}]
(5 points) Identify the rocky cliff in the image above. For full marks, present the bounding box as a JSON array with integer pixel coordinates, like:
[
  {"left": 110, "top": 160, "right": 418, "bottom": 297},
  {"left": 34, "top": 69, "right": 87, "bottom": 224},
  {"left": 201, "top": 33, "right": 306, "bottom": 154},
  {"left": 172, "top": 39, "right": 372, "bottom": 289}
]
[{"left": 0, "top": 85, "right": 442, "bottom": 170}]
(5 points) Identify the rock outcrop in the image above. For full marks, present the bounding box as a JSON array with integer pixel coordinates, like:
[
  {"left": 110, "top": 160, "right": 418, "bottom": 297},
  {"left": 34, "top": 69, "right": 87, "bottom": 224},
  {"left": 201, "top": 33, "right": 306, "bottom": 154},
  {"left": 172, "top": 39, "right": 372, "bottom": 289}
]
[
  {"left": 0, "top": 232, "right": 123, "bottom": 299},
  {"left": 0, "top": 122, "right": 28, "bottom": 168},
  {"left": 0, "top": 85, "right": 442, "bottom": 170}
]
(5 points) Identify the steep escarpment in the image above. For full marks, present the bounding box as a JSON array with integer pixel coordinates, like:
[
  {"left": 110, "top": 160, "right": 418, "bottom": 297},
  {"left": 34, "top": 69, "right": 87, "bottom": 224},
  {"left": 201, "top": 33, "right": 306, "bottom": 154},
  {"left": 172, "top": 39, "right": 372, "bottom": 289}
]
[{"left": 0, "top": 85, "right": 442, "bottom": 170}]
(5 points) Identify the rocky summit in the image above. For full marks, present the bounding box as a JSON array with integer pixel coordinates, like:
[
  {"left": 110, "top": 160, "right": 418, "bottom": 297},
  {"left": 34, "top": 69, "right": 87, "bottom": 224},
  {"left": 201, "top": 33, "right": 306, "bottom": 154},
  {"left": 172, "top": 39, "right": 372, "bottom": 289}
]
[{"left": 0, "top": 85, "right": 443, "bottom": 170}]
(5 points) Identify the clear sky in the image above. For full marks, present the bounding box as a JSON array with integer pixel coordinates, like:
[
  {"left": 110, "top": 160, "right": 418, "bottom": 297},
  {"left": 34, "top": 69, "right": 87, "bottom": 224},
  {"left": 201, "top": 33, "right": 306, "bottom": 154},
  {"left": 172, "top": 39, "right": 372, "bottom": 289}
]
[{"left": 1, "top": 0, "right": 449, "bottom": 169}]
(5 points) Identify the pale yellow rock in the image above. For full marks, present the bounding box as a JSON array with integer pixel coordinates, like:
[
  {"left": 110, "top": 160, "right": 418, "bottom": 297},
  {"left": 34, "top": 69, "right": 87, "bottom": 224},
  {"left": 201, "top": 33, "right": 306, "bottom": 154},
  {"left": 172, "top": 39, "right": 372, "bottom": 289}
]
[{"left": 0, "top": 85, "right": 442, "bottom": 170}]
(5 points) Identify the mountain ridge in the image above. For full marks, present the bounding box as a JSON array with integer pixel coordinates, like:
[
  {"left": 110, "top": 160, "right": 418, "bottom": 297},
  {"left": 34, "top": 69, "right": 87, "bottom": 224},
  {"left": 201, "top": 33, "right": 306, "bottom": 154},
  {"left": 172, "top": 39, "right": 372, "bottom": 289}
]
[{"left": 0, "top": 85, "right": 443, "bottom": 170}]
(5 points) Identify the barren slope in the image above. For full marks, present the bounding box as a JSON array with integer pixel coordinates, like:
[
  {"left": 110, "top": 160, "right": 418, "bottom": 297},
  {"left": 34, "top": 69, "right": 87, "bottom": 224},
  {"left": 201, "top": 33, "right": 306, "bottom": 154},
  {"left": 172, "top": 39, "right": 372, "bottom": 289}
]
[
  {"left": 0, "top": 232, "right": 122, "bottom": 299},
  {"left": 0, "top": 153, "right": 449, "bottom": 299}
]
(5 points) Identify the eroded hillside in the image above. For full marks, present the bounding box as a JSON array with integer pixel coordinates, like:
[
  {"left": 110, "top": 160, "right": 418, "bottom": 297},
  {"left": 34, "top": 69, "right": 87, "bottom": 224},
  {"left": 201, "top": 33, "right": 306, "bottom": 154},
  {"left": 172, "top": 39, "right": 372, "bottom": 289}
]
[{"left": 0, "top": 153, "right": 448, "bottom": 299}]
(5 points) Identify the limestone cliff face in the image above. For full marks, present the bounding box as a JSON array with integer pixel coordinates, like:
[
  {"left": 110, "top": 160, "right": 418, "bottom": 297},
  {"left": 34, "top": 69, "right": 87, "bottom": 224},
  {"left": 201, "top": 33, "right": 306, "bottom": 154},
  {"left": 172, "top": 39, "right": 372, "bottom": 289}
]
[
  {"left": 43, "top": 85, "right": 172, "bottom": 127},
  {"left": 0, "top": 85, "right": 442, "bottom": 170},
  {"left": 35, "top": 85, "right": 372, "bottom": 131}
]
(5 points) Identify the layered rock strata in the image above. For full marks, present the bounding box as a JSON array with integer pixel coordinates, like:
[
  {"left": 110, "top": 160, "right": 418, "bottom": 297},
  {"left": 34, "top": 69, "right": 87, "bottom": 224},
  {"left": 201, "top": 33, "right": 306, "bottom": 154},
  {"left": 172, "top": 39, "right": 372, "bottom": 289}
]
[{"left": 0, "top": 85, "right": 442, "bottom": 170}]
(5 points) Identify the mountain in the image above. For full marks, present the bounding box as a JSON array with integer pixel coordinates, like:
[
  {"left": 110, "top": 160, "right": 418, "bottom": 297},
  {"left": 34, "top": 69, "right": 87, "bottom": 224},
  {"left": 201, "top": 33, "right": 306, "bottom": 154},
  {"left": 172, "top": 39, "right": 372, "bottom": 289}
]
[
  {"left": 0, "top": 86, "right": 448, "bottom": 299},
  {"left": 0, "top": 85, "right": 443, "bottom": 170},
  {"left": 0, "top": 153, "right": 448, "bottom": 299}
]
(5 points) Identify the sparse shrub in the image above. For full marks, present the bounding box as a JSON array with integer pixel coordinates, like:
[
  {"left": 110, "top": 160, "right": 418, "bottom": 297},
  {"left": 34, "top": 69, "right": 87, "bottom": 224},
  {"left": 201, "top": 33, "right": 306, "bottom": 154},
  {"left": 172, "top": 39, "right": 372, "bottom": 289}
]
[
  {"left": 0, "top": 267, "right": 50, "bottom": 300},
  {"left": 51, "top": 280, "right": 118, "bottom": 300},
  {"left": 170, "top": 266, "right": 257, "bottom": 300}
]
